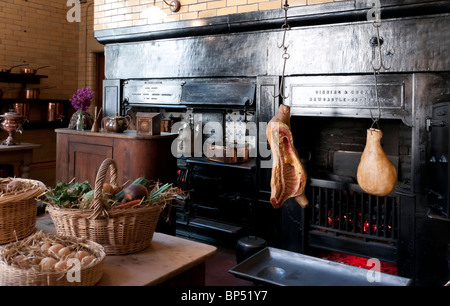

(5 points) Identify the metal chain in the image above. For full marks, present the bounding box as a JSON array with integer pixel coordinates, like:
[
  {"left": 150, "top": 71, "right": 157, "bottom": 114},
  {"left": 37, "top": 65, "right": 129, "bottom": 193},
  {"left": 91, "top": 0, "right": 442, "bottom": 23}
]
[
  {"left": 274, "top": 0, "right": 290, "bottom": 101},
  {"left": 369, "top": 18, "right": 390, "bottom": 130}
]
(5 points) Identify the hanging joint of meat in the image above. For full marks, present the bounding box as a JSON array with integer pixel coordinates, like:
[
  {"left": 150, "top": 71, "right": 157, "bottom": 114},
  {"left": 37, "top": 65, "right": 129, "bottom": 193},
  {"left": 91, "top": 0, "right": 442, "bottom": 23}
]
[
  {"left": 266, "top": 104, "right": 308, "bottom": 209},
  {"left": 357, "top": 128, "right": 398, "bottom": 197}
]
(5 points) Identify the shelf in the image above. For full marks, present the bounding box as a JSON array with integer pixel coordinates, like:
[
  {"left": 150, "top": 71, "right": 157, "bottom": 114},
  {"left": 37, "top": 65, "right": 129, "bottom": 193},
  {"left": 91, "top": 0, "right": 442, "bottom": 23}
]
[
  {"left": 0, "top": 73, "right": 48, "bottom": 85},
  {"left": 186, "top": 156, "right": 256, "bottom": 170},
  {"left": 0, "top": 98, "right": 69, "bottom": 104},
  {"left": 23, "top": 121, "right": 69, "bottom": 130}
]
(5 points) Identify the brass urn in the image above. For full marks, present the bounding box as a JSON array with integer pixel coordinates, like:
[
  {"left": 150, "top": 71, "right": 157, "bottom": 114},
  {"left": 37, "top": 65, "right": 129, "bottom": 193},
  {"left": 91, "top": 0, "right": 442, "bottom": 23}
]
[{"left": 0, "top": 111, "right": 27, "bottom": 145}]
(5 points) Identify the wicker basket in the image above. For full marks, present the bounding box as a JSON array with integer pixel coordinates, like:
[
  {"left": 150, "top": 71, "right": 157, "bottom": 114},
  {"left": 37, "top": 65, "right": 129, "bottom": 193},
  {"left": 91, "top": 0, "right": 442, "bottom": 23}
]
[
  {"left": 0, "top": 231, "right": 105, "bottom": 286},
  {"left": 46, "top": 158, "right": 164, "bottom": 255},
  {"left": 0, "top": 178, "right": 47, "bottom": 244}
]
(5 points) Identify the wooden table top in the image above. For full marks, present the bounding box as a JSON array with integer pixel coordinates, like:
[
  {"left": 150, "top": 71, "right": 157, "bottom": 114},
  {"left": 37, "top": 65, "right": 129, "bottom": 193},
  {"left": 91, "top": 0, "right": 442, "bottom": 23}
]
[
  {"left": 0, "top": 142, "right": 40, "bottom": 152},
  {"left": 55, "top": 128, "right": 177, "bottom": 140},
  {"left": 97, "top": 232, "right": 217, "bottom": 286},
  {"left": 36, "top": 215, "right": 217, "bottom": 286}
]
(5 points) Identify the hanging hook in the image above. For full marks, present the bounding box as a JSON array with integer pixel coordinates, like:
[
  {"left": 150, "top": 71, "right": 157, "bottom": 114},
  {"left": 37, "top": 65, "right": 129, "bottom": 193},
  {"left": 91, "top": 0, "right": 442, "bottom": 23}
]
[
  {"left": 273, "top": 0, "right": 290, "bottom": 101},
  {"left": 371, "top": 23, "right": 391, "bottom": 71},
  {"left": 369, "top": 68, "right": 381, "bottom": 129}
]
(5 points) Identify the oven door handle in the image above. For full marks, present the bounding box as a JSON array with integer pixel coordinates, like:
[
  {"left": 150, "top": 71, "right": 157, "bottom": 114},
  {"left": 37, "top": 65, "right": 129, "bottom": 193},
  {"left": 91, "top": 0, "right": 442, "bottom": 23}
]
[
  {"left": 425, "top": 188, "right": 443, "bottom": 200},
  {"left": 426, "top": 116, "right": 446, "bottom": 131}
]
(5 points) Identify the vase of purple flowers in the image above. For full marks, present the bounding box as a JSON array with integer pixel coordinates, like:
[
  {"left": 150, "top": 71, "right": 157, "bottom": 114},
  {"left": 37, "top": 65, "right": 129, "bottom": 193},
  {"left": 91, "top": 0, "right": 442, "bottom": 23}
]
[{"left": 70, "top": 88, "right": 95, "bottom": 131}]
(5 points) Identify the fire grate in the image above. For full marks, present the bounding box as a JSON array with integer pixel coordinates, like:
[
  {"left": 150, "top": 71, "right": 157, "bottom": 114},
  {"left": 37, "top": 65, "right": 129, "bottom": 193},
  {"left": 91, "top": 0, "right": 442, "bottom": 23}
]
[{"left": 308, "top": 178, "right": 398, "bottom": 245}]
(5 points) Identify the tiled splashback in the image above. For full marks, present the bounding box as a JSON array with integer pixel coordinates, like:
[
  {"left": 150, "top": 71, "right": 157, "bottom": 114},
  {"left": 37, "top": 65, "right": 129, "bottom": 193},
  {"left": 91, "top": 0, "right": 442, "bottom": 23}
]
[
  {"left": 225, "top": 111, "right": 255, "bottom": 148},
  {"left": 128, "top": 108, "right": 256, "bottom": 149},
  {"left": 164, "top": 110, "right": 256, "bottom": 149}
]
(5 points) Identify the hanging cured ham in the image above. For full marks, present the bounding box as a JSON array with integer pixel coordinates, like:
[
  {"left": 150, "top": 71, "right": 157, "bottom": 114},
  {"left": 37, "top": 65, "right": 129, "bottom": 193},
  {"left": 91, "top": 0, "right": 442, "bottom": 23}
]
[
  {"left": 266, "top": 104, "right": 308, "bottom": 209},
  {"left": 357, "top": 128, "right": 397, "bottom": 196}
]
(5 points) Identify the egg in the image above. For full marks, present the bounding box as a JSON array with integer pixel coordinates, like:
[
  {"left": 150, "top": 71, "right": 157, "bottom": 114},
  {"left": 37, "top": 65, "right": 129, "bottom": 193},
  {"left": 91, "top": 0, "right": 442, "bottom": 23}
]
[
  {"left": 81, "top": 255, "right": 96, "bottom": 267},
  {"left": 54, "top": 260, "right": 68, "bottom": 272},
  {"left": 39, "top": 257, "right": 58, "bottom": 272},
  {"left": 48, "top": 244, "right": 64, "bottom": 256},
  {"left": 76, "top": 250, "right": 90, "bottom": 261},
  {"left": 32, "top": 257, "right": 42, "bottom": 265},
  {"left": 58, "top": 247, "right": 71, "bottom": 258},
  {"left": 41, "top": 242, "right": 51, "bottom": 253},
  {"left": 13, "top": 255, "right": 30, "bottom": 269}
]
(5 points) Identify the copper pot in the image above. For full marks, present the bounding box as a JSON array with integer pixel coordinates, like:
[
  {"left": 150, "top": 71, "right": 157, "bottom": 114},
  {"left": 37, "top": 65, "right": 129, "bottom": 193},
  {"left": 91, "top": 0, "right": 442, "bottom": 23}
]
[
  {"left": 20, "top": 65, "right": 49, "bottom": 75},
  {"left": 19, "top": 86, "right": 53, "bottom": 99},
  {"left": 21, "top": 88, "right": 40, "bottom": 99},
  {"left": 0, "top": 112, "right": 27, "bottom": 145},
  {"left": 13, "top": 103, "right": 30, "bottom": 119},
  {"left": 205, "top": 143, "right": 250, "bottom": 164},
  {"left": 47, "top": 102, "right": 64, "bottom": 122}
]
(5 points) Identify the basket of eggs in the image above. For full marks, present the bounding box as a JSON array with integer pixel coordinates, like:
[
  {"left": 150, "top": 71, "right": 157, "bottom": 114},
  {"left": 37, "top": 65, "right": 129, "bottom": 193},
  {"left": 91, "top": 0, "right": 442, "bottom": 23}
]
[
  {"left": 0, "top": 231, "right": 105, "bottom": 286},
  {"left": 0, "top": 178, "right": 46, "bottom": 245}
]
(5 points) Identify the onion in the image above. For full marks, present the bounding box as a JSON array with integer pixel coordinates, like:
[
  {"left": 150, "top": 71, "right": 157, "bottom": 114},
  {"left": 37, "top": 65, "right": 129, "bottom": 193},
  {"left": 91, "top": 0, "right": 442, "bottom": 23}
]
[
  {"left": 103, "top": 183, "right": 122, "bottom": 195},
  {"left": 122, "top": 184, "right": 148, "bottom": 202}
]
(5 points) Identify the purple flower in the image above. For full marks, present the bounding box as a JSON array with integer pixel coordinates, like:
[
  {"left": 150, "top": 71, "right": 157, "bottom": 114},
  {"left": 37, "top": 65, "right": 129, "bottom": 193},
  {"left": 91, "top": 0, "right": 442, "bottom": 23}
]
[{"left": 70, "top": 88, "right": 95, "bottom": 111}]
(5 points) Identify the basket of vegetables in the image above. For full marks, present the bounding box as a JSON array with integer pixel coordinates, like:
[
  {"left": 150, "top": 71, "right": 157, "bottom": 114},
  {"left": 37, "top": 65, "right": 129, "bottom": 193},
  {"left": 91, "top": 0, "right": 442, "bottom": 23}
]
[
  {"left": 0, "top": 178, "right": 47, "bottom": 244},
  {"left": 0, "top": 231, "right": 105, "bottom": 286},
  {"left": 44, "top": 158, "right": 179, "bottom": 255}
]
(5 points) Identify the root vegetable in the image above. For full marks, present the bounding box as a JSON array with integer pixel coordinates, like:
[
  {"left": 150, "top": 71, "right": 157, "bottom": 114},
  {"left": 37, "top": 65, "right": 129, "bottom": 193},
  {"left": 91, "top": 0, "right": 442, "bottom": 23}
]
[
  {"left": 112, "top": 199, "right": 142, "bottom": 209},
  {"left": 122, "top": 184, "right": 148, "bottom": 203},
  {"left": 103, "top": 183, "right": 122, "bottom": 195}
]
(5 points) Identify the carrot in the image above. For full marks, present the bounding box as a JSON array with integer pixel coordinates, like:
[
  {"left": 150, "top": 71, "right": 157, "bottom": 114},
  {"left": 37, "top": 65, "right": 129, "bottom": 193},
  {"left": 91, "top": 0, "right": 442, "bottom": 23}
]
[{"left": 112, "top": 199, "right": 142, "bottom": 209}]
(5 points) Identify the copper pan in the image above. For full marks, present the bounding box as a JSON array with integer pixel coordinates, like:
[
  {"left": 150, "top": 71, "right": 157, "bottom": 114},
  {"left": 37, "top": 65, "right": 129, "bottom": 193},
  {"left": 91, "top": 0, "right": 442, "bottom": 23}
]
[
  {"left": 20, "top": 65, "right": 50, "bottom": 75},
  {"left": 0, "top": 64, "right": 29, "bottom": 74}
]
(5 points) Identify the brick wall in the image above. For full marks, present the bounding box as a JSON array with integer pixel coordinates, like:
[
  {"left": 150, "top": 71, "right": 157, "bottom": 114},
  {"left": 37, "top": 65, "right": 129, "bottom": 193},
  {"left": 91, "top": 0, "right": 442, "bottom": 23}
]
[
  {"left": 94, "top": 0, "right": 348, "bottom": 31},
  {"left": 0, "top": 0, "right": 102, "bottom": 186},
  {"left": 0, "top": 0, "right": 80, "bottom": 100}
]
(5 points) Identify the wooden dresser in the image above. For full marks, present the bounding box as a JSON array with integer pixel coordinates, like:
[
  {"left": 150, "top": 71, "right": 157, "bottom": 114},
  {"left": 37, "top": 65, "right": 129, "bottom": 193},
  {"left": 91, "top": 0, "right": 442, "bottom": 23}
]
[{"left": 55, "top": 128, "right": 177, "bottom": 187}]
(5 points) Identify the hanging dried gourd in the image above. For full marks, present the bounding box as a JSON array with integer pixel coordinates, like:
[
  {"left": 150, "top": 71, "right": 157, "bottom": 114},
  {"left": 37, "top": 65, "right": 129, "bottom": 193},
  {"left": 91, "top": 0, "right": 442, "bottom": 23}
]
[
  {"left": 357, "top": 11, "right": 397, "bottom": 197},
  {"left": 357, "top": 128, "right": 397, "bottom": 196}
]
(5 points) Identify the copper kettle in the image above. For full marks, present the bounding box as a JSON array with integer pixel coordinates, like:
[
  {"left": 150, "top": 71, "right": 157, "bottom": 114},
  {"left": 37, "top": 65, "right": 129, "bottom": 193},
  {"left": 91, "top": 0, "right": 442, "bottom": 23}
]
[{"left": 102, "top": 113, "right": 131, "bottom": 133}]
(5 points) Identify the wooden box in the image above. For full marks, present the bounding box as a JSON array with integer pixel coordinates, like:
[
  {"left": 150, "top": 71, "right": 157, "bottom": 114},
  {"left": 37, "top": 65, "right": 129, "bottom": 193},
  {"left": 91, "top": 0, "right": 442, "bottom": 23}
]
[{"left": 136, "top": 112, "right": 161, "bottom": 136}]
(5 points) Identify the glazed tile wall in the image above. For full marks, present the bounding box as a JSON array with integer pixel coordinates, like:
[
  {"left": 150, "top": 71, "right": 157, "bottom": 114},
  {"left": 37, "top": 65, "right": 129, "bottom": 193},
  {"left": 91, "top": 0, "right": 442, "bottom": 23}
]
[{"left": 94, "top": 0, "right": 348, "bottom": 31}]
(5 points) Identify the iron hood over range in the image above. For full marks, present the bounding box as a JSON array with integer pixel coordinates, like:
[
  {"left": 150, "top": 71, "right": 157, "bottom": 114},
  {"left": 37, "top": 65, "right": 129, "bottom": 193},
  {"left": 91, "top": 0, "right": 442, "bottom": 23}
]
[{"left": 95, "top": 0, "right": 450, "bottom": 285}]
